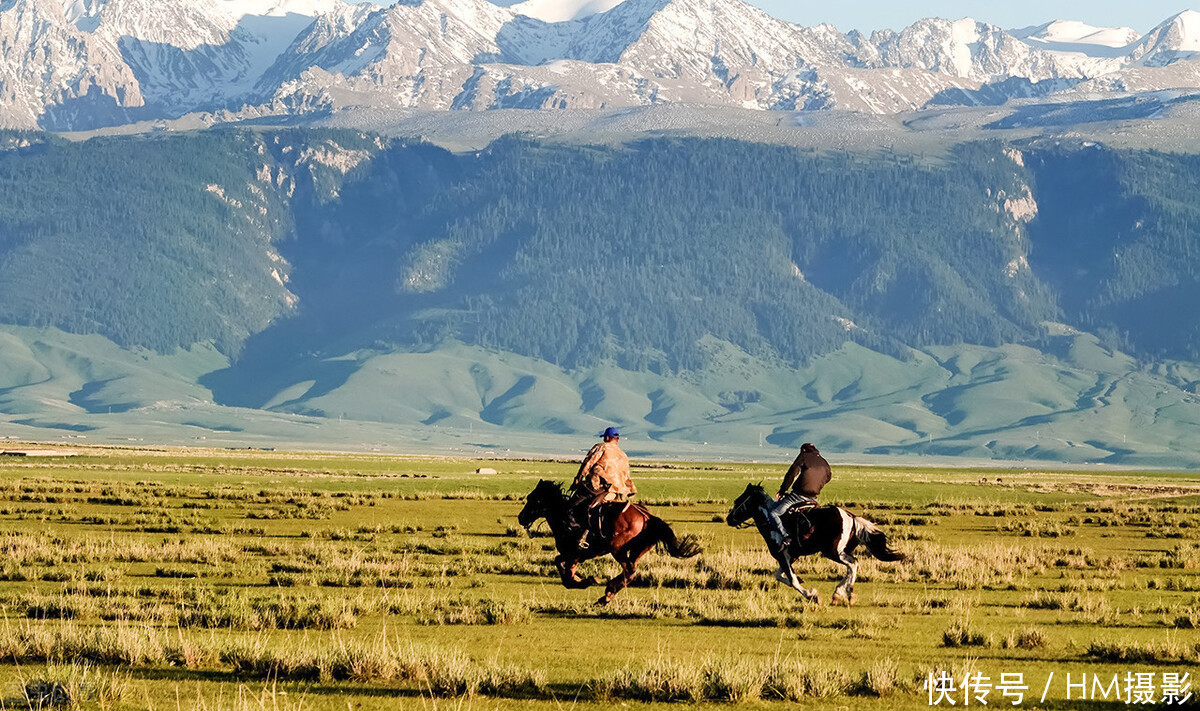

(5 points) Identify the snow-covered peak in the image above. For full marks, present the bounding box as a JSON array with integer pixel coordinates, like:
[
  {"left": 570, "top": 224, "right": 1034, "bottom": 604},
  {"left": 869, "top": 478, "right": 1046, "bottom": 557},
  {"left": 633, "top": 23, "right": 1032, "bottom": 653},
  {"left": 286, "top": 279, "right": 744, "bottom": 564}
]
[
  {"left": 4, "top": 0, "right": 69, "bottom": 21},
  {"left": 0, "top": 0, "right": 143, "bottom": 129},
  {"left": 1130, "top": 10, "right": 1200, "bottom": 66},
  {"left": 216, "top": 0, "right": 361, "bottom": 19},
  {"left": 509, "top": 0, "right": 627, "bottom": 23},
  {"left": 61, "top": 0, "right": 102, "bottom": 28},
  {"left": 1163, "top": 8, "right": 1200, "bottom": 44},
  {"left": 1012, "top": 20, "right": 1139, "bottom": 50},
  {"left": 874, "top": 17, "right": 1038, "bottom": 82},
  {"left": 93, "top": 0, "right": 239, "bottom": 47}
]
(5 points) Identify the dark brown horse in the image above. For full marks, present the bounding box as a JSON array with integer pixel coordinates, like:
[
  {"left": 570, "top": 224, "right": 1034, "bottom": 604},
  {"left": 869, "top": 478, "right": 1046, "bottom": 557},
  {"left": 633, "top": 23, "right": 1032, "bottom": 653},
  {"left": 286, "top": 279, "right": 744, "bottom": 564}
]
[
  {"left": 518, "top": 480, "right": 702, "bottom": 606},
  {"left": 726, "top": 483, "right": 904, "bottom": 605}
]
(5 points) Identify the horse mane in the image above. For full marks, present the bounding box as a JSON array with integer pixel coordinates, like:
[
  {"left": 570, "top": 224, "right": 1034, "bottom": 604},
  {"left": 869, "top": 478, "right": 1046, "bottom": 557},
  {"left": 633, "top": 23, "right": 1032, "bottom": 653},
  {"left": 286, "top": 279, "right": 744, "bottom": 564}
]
[
  {"left": 534, "top": 479, "right": 567, "bottom": 500},
  {"left": 744, "top": 482, "right": 770, "bottom": 501}
]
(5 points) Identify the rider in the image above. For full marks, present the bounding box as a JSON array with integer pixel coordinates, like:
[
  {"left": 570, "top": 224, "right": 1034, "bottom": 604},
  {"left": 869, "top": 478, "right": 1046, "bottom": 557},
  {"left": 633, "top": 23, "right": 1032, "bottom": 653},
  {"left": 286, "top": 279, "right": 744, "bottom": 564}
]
[
  {"left": 766, "top": 443, "right": 831, "bottom": 552},
  {"left": 571, "top": 426, "right": 636, "bottom": 549}
]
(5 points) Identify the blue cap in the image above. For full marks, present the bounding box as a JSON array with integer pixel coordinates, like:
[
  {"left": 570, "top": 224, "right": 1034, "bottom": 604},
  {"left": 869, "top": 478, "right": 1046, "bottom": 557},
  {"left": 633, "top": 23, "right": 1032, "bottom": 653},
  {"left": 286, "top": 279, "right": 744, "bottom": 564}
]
[{"left": 602, "top": 427, "right": 620, "bottom": 438}]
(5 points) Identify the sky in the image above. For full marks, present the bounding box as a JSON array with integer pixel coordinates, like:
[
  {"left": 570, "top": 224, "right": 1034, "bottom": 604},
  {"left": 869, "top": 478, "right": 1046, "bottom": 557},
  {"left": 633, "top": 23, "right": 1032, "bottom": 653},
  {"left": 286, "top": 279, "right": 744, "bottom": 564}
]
[
  {"left": 746, "top": 1, "right": 1193, "bottom": 34},
  {"left": 479, "top": 0, "right": 1194, "bottom": 34}
]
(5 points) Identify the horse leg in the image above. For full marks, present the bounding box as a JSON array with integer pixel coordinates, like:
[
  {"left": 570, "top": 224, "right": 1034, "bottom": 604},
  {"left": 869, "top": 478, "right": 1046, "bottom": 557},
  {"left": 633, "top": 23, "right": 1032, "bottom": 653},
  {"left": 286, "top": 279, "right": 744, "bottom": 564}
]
[
  {"left": 831, "top": 551, "right": 858, "bottom": 606},
  {"left": 771, "top": 549, "right": 820, "bottom": 603},
  {"left": 830, "top": 511, "right": 858, "bottom": 606},
  {"left": 556, "top": 556, "right": 593, "bottom": 589},
  {"left": 595, "top": 557, "right": 635, "bottom": 607},
  {"left": 595, "top": 522, "right": 654, "bottom": 606}
]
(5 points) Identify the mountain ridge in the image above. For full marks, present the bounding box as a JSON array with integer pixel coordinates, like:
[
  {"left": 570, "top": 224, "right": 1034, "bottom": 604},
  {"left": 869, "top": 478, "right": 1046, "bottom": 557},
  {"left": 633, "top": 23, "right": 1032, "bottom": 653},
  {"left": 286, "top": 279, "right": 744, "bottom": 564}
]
[
  {"left": 5, "top": 0, "right": 1200, "bottom": 129},
  {"left": 3, "top": 128, "right": 1200, "bottom": 466}
]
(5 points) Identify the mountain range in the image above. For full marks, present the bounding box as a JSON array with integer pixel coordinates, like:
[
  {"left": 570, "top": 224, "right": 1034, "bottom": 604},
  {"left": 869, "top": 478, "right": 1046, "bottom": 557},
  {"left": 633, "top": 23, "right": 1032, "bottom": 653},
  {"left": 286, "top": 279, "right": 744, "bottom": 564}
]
[
  {"left": 5, "top": 0, "right": 1200, "bottom": 129},
  {"left": 3, "top": 129, "right": 1200, "bottom": 466}
]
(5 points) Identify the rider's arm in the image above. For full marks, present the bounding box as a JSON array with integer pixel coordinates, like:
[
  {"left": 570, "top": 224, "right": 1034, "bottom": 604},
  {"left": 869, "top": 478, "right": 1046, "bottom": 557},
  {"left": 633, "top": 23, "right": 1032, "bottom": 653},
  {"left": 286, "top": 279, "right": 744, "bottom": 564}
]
[
  {"left": 574, "top": 444, "right": 603, "bottom": 487},
  {"left": 777, "top": 453, "right": 803, "bottom": 497}
]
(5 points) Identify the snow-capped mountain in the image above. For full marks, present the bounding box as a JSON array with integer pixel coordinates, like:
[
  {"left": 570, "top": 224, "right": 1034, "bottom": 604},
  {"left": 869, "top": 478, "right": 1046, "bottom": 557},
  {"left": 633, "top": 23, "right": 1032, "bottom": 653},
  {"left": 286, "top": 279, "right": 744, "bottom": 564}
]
[
  {"left": 217, "top": 0, "right": 346, "bottom": 19},
  {"left": 509, "top": 0, "right": 626, "bottom": 23},
  {"left": 256, "top": 0, "right": 994, "bottom": 114},
  {"left": 1012, "top": 20, "right": 1139, "bottom": 54},
  {"left": 87, "top": 0, "right": 249, "bottom": 111},
  {"left": 4, "top": 0, "right": 1200, "bottom": 130},
  {"left": 872, "top": 18, "right": 1081, "bottom": 83},
  {"left": 0, "top": 0, "right": 142, "bottom": 129},
  {"left": 1129, "top": 10, "right": 1200, "bottom": 66}
]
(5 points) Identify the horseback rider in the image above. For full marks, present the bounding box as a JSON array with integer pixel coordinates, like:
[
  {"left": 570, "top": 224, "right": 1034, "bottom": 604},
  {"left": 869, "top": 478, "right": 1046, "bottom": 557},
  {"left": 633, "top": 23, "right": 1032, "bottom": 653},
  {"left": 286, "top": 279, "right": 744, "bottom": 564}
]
[
  {"left": 766, "top": 443, "right": 831, "bottom": 552},
  {"left": 571, "top": 426, "right": 636, "bottom": 549}
]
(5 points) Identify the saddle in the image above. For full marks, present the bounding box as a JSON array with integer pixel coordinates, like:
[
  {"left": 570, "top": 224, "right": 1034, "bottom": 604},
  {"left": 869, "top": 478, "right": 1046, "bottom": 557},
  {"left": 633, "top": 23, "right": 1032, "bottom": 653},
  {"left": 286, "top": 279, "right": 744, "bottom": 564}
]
[
  {"left": 568, "top": 497, "right": 631, "bottom": 543},
  {"left": 782, "top": 504, "right": 826, "bottom": 543},
  {"left": 588, "top": 500, "right": 630, "bottom": 539}
]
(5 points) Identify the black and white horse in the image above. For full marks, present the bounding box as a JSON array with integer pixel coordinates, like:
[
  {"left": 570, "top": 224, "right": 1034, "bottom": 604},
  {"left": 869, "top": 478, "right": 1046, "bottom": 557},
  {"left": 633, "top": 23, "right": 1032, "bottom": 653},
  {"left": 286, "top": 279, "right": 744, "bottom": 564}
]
[{"left": 725, "top": 483, "right": 905, "bottom": 605}]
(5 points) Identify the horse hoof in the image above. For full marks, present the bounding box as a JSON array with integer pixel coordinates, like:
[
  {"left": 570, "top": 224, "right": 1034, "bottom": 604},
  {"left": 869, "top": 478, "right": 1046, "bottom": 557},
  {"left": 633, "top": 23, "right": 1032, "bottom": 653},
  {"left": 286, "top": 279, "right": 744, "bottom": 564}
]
[
  {"left": 594, "top": 596, "right": 610, "bottom": 607},
  {"left": 849, "top": 592, "right": 857, "bottom": 606},
  {"left": 831, "top": 593, "right": 848, "bottom": 607}
]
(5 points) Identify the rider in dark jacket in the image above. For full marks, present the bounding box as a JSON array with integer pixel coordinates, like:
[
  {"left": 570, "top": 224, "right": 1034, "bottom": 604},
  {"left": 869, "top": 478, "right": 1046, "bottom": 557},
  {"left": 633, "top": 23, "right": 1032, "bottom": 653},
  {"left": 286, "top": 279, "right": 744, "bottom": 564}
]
[{"left": 766, "top": 443, "right": 831, "bottom": 551}]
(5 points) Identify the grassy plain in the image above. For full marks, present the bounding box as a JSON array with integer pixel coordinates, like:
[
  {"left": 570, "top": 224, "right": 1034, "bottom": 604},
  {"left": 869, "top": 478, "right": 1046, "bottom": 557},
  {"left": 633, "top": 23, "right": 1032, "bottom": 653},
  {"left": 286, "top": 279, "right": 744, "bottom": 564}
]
[{"left": 0, "top": 445, "right": 1197, "bottom": 709}]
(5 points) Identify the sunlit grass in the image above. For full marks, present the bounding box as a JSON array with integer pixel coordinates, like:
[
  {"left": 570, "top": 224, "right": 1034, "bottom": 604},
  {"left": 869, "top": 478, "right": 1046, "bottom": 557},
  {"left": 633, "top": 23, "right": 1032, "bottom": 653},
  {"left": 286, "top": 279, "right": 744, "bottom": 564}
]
[{"left": 0, "top": 445, "right": 1196, "bottom": 708}]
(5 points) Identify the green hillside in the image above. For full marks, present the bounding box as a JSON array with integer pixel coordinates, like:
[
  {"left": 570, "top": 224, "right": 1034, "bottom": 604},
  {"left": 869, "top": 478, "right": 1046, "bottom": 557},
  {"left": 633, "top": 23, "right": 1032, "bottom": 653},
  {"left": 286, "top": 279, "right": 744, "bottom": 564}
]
[
  {"left": 3, "top": 323, "right": 1200, "bottom": 467},
  {"left": 3, "top": 130, "right": 1200, "bottom": 465}
]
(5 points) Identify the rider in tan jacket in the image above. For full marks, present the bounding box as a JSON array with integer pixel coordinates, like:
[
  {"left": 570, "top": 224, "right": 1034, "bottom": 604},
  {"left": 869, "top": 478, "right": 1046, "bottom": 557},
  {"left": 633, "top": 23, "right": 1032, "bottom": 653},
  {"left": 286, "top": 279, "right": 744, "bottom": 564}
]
[{"left": 572, "top": 426, "right": 635, "bottom": 548}]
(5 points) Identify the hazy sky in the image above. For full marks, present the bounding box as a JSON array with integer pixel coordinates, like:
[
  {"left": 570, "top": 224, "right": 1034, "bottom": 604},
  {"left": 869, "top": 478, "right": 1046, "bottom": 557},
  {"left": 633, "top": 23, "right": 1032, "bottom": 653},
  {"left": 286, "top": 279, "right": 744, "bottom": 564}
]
[{"left": 746, "top": 1, "right": 1193, "bottom": 34}]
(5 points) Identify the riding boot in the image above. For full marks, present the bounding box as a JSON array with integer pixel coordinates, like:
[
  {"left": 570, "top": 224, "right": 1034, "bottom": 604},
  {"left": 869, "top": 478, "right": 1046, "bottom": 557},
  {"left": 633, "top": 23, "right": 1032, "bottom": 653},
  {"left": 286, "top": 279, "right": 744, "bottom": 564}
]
[
  {"left": 794, "top": 515, "right": 812, "bottom": 545},
  {"left": 578, "top": 508, "right": 598, "bottom": 550},
  {"left": 767, "top": 529, "right": 790, "bottom": 554}
]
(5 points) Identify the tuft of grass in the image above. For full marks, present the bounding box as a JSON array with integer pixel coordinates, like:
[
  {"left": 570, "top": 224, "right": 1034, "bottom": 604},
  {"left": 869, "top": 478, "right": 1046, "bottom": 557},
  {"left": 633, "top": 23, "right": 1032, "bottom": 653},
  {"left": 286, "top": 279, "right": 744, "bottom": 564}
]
[
  {"left": 702, "top": 659, "right": 765, "bottom": 702},
  {"left": 998, "top": 520, "right": 1076, "bottom": 538},
  {"left": 480, "top": 598, "right": 531, "bottom": 625},
  {"left": 422, "top": 652, "right": 482, "bottom": 697},
  {"left": 800, "top": 662, "right": 854, "bottom": 698},
  {"left": 942, "top": 619, "right": 990, "bottom": 648},
  {"left": 1172, "top": 609, "right": 1200, "bottom": 629},
  {"left": 418, "top": 597, "right": 532, "bottom": 626},
  {"left": 856, "top": 658, "right": 901, "bottom": 697},
  {"left": 478, "top": 664, "right": 547, "bottom": 697},
  {"left": 20, "top": 662, "right": 129, "bottom": 711},
  {"left": 600, "top": 658, "right": 704, "bottom": 702},
  {"left": 1001, "top": 627, "right": 1048, "bottom": 649},
  {"left": 1085, "top": 638, "right": 1200, "bottom": 664}
]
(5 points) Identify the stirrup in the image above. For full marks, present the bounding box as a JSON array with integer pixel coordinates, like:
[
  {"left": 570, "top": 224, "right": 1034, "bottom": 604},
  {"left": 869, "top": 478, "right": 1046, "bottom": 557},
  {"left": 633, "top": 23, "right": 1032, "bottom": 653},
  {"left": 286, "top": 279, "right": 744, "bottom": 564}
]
[{"left": 577, "top": 532, "right": 591, "bottom": 550}]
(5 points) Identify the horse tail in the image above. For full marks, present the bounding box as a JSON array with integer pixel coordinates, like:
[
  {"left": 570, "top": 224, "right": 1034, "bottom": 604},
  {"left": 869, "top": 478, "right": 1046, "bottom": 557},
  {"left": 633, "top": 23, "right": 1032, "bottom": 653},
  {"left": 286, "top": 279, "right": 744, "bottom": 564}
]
[
  {"left": 649, "top": 516, "right": 703, "bottom": 559},
  {"left": 854, "top": 516, "right": 905, "bottom": 562}
]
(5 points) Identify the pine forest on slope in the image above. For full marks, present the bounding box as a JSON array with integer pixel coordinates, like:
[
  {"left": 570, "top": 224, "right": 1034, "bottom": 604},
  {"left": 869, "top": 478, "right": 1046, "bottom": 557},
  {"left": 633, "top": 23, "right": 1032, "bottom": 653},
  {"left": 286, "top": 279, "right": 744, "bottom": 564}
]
[{"left": 2, "top": 129, "right": 1200, "bottom": 465}]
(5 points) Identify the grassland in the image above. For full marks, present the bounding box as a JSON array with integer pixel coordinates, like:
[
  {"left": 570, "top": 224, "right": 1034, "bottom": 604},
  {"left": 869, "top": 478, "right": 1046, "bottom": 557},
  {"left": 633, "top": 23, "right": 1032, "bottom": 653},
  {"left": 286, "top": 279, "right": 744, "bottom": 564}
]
[{"left": 0, "top": 445, "right": 1196, "bottom": 709}]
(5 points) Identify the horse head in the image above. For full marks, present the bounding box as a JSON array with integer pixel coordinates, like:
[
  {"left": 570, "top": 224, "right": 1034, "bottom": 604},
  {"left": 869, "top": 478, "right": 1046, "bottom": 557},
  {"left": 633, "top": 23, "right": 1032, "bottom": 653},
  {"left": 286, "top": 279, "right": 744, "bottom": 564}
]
[
  {"left": 725, "top": 482, "right": 771, "bottom": 528},
  {"left": 518, "top": 479, "right": 564, "bottom": 529}
]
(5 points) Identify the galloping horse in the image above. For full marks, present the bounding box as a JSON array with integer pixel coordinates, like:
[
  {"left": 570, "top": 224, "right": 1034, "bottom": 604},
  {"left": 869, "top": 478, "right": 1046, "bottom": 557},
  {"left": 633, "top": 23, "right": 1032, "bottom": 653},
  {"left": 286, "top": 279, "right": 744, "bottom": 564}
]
[
  {"left": 726, "top": 483, "right": 904, "bottom": 605},
  {"left": 518, "top": 480, "right": 702, "bottom": 606}
]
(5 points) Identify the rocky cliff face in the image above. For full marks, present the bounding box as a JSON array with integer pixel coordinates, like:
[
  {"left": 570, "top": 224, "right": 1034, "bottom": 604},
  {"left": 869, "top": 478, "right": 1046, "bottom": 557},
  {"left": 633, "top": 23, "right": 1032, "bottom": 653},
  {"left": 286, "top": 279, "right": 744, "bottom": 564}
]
[{"left": 0, "top": 0, "right": 142, "bottom": 129}]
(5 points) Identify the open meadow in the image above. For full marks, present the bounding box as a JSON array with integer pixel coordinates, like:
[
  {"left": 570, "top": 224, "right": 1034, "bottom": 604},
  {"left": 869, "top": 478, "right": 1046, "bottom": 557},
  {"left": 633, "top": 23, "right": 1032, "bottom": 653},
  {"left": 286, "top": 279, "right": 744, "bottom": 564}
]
[{"left": 0, "top": 445, "right": 1197, "bottom": 709}]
